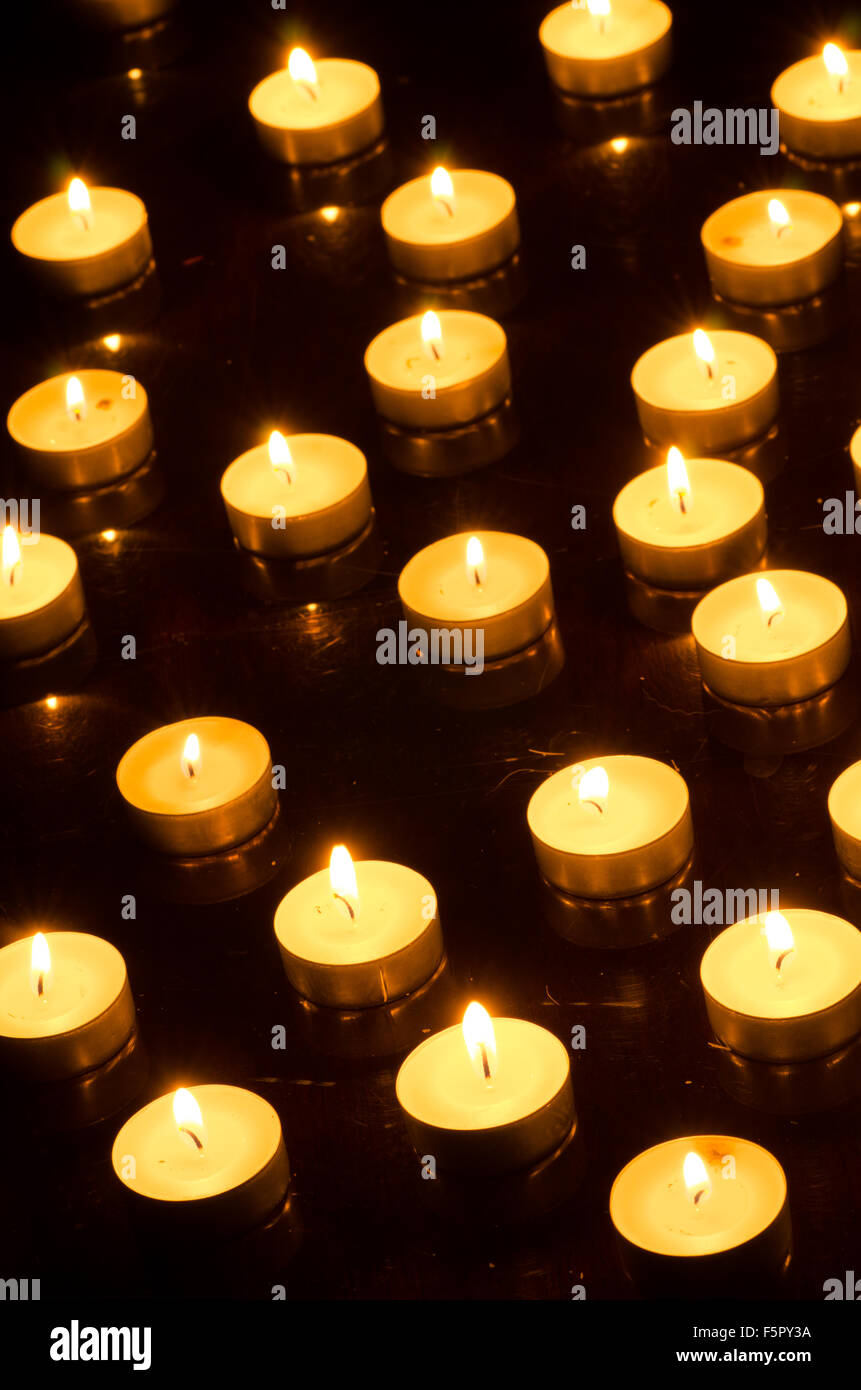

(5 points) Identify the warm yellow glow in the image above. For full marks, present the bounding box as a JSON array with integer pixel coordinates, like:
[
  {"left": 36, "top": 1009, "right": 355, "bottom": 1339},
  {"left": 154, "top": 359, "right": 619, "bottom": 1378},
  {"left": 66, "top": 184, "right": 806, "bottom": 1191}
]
[
  {"left": 319, "top": 206, "right": 340, "bottom": 223},
  {"left": 587, "top": 0, "right": 611, "bottom": 16},
  {"left": 2, "top": 525, "right": 21, "bottom": 587},
  {"left": 421, "top": 310, "right": 443, "bottom": 356},
  {"left": 173, "top": 1088, "right": 206, "bottom": 1150},
  {"left": 103, "top": 334, "right": 121, "bottom": 352},
  {"left": 756, "top": 576, "right": 783, "bottom": 627},
  {"left": 693, "top": 329, "right": 715, "bottom": 366},
  {"left": 127, "top": 67, "right": 143, "bottom": 80},
  {"left": 430, "top": 166, "right": 455, "bottom": 215},
  {"left": 30, "top": 932, "right": 51, "bottom": 1002},
  {"left": 683, "top": 1151, "right": 711, "bottom": 1204},
  {"left": 462, "top": 1001, "right": 497, "bottom": 1083},
  {"left": 609, "top": 136, "right": 629, "bottom": 153},
  {"left": 329, "top": 844, "right": 359, "bottom": 920},
  {"left": 465, "top": 535, "right": 486, "bottom": 587},
  {"left": 101, "top": 530, "right": 117, "bottom": 543},
  {"left": 764, "top": 911, "right": 795, "bottom": 962},
  {"left": 268, "top": 430, "right": 294, "bottom": 483},
  {"left": 844, "top": 201, "right": 861, "bottom": 218},
  {"left": 66, "top": 375, "right": 85, "bottom": 420},
  {"left": 824, "top": 42, "right": 849, "bottom": 79},
  {"left": 768, "top": 198, "right": 791, "bottom": 235},
  {"left": 577, "top": 765, "right": 609, "bottom": 813},
  {"left": 45, "top": 696, "right": 58, "bottom": 710},
  {"left": 288, "top": 47, "right": 318, "bottom": 88},
  {"left": 666, "top": 446, "right": 690, "bottom": 511},
  {"left": 181, "top": 732, "right": 201, "bottom": 780},
  {"left": 68, "top": 178, "right": 90, "bottom": 217}
]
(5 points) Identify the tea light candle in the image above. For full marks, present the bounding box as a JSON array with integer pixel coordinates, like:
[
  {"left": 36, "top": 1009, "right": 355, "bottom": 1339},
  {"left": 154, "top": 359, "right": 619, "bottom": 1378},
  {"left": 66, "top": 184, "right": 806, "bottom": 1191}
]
[
  {"left": 380, "top": 168, "right": 519, "bottom": 281},
  {"left": 631, "top": 329, "right": 778, "bottom": 452},
  {"left": 112, "top": 1085, "right": 290, "bottom": 1238},
  {"left": 691, "top": 570, "right": 850, "bottom": 706},
  {"left": 116, "top": 717, "right": 276, "bottom": 856},
  {"left": 0, "top": 527, "right": 85, "bottom": 660},
  {"left": 365, "top": 310, "right": 510, "bottom": 430},
  {"left": 0, "top": 931, "right": 135, "bottom": 1081},
  {"left": 8, "top": 371, "right": 153, "bottom": 491},
  {"left": 12, "top": 179, "right": 152, "bottom": 298},
  {"left": 612, "top": 449, "right": 766, "bottom": 589},
  {"left": 274, "top": 847, "right": 443, "bottom": 1008},
  {"left": 611, "top": 1137, "right": 790, "bottom": 1292},
  {"left": 539, "top": 0, "right": 673, "bottom": 97},
  {"left": 700, "top": 909, "right": 861, "bottom": 1062},
  {"left": 220, "top": 432, "right": 372, "bottom": 559},
  {"left": 527, "top": 754, "right": 692, "bottom": 899},
  {"left": 398, "top": 530, "right": 553, "bottom": 662},
  {"left": 701, "top": 190, "right": 844, "bottom": 306},
  {"left": 772, "top": 44, "right": 861, "bottom": 160},
  {"left": 249, "top": 48, "right": 383, "bottom": 165},
  {"left": 396, "top": 1002, "right": 575, "bottom": 1175},
  {"left": 829, "top": 762, "right": 861, "bottom": 880}
]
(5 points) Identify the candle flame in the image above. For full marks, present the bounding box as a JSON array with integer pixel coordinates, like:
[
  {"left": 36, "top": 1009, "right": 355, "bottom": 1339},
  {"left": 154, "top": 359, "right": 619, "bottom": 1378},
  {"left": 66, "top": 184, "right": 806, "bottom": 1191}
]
[
  {"left": 465, "top": 535, "right": 486, "bottom": 587},
  {"left": 693, "top": 329, "right": 715, "bottom": 366},
  {"left": 268, "top": 430, "right": 294, "bottom": 484},
  {"left": 666, "top": 446, "right": 690, "bottom": 512},
  {"left": 768, "top": 198, "right": 792, "bottom": 236},
  {"left": 2, "top": 525, "right": 21, "bottom": 588},
  {"left": 824, "top": 42, "right": 849, "bottom": 79},
  {"left": 30, "top": 932, "right": 51, "bottom": 1002},
  {"left": 181, "top": 732, "right": 201, "bottom": 780},
  {"left": 756, "top": 576, "right": 783, "bottom": 628},
  {"left": 421, "top": 309, "right": 443, "bottom": 360},
  {"left": 68, "top": 178, "right": 91, "bottom": 217},
  {"left": 329, "top": 844, "right": 360, "bottom": 921},
  {"left": 288, "top": 47, "right": 318, "bottom": 88},
  {"left": 173, "top": 1087, "right": 206, "bottom": 1151},
  {"left": 587, "top": 0, "right": 611, "bottom": 16},
  {"left": 462, "top": 1001, "right": 497, "bottom": 1084},
  {"left": 683, "top": 1151, "right": 711, "bottom": 1206},
  {"left": 577, "top": 765, "right": 609, "bottom": 813},
  {"left": 430, "top": 166, "right": 455, "bottom": 216},
  {"left": 103, "top": 334, "right": 121, "bottom": 352},
  {"left": 66, "top": 375, "right": 85, "bottom": 421},
  {"left": 763, "top": 911, "right": 795, "bottom": 975}
]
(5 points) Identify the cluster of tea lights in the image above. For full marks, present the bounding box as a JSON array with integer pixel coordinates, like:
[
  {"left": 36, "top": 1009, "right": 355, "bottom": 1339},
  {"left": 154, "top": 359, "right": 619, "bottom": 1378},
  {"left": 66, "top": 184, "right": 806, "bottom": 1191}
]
[{"left": 5, "top": 2, "right": 861, "bottom": 1297}]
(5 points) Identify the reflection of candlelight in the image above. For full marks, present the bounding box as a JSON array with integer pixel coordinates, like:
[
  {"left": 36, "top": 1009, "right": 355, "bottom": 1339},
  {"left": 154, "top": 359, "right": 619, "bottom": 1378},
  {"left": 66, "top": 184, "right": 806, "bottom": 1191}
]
[{"left": 462, "top": 1001, "right": 497, "bottom": 1084}]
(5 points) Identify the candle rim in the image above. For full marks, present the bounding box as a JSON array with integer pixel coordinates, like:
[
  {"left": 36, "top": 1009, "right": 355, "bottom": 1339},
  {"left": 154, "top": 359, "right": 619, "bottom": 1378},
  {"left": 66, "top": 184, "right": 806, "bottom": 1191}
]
[
  {"left": 701, "top": 189, "right": 843, "bottom": 268},
  {"left": 631, "top": 329, "right": 778, "bottom": 411},
  {"left": 613, "top": 458, "right": 764, "bottom": 550},
  {"left": 247, "top": 58, "right": 381, "bottom": 134},
  {"left": 539, "top": 0, "right": 673, "bottom": 63},
  {"left": 527, "top": 754, "right": 690, "bottom": 858},
  {"left": 692, "top": 568, "right": 848, "bottom": 665},
  {"left": 7, "top": 369, "right": 149, "bottom": 454},
  {"left": 274, "top": 858, "right": 437, "bottom": 966},
  {"left": 220, "top": 433, "right": 368, "bottom": 523},
  {"left": 116, "top": 716, "right": 272, "bottom": 817},
  {"left": 0, "top": 930, "right": 128, "bottom": 1040},
  {"left": 380, "top": 169, "right": 516, "bottom": 246},
  {"left": 11, "top": 188, "right": 148, "bottom": 265},
  {"left": 772, "top": 51, "right": 861, "bottom": 123}
]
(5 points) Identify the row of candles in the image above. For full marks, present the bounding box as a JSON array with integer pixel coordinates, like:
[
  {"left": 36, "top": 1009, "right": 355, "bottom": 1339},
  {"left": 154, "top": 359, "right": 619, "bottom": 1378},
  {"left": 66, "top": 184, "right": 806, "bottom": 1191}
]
[{"left": 6, "top": 1, "right": 861, "bottom": 1291}]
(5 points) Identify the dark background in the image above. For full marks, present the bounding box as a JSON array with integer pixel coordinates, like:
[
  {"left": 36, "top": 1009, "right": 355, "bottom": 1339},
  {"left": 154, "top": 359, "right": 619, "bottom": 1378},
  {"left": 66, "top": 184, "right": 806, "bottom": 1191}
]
[{"left": 2, "top": 0, "right": 861, "bottom": 1301}]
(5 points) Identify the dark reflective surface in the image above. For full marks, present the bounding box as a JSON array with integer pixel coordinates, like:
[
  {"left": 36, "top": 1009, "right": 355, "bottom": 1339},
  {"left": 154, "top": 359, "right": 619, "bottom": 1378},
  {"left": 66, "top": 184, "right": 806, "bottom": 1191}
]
[{"left": 3, "top": 0, "right": 861, "bottom": 1300}]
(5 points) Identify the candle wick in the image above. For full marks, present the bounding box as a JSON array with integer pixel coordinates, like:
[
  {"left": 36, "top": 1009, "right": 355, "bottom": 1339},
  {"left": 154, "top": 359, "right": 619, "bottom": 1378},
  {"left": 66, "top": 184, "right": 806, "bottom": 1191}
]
[
  {"left": 333, "top": 893, "right": 356, "bottom": 921},
  {"left": 839, "top": 77, "right": 845, "bottom": 95},
  {"left": 439, "top": 198, "right": 454, "bottom": 218},
  {"left": 693, "top": 1187, "right": 707, "bottom": 1207},
  {"left": 179, "top": 1126, "right": 204, "bottom": 1151},
  {"left": 37, "top": 973, "right": 45, "bottom": 999},
  {"left": 766, "top": 611, "right": 782, "bottom": 629},
  {"left": 705, "top": 362, "right": 713, "bottom": 381},
  {"left": 473, "top": 569, "right": 482, "bottom": 587},
  {"left": 584, "top": 799, "right": 604, "bottom": 814},
  {"left": 479, "top": 1042, "right": 492, "bottom": 1082},
  {"left": 677, "top": 492, "right": 687, "bottom": 515},
  {"left": 300, "top": 82, "right": 318, "bottom": 102},
  {"left": 430, "top": 342, "right": 440, "bottom": 361},
  {"left": 775, "top": 947, "right": 794, "bottom": 974}
]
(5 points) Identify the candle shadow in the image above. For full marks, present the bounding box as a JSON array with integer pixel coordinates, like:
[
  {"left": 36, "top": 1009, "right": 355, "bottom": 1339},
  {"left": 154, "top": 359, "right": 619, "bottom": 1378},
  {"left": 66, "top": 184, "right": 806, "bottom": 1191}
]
[
  {"left": 289, "top": 955, "right": 457, "bottom": 1062},
  {"left": 538, "top": 852, "right": 696, "bottom": 949},
  {"left": 46, "top": 260, "right": 162, "bottom": 341},
  {"left": 0, "top": 616, "right": 97, "bottom": 709},
  {"left": 35, "top": 451, "right": 166, "bottom": 538},
  {"left": 549, "top": 83, "right": 666, "bottom": 145},
  {"left": 410, "top": 618, "right": 564, "bottom": 711},
  {"left": 378, "top": 395, "right": 520, "bottom": 478},
  {"left": 710, "top": 278, "right": 847, "bottom": 353},
  {"left": 234, "top": 512, "right": 383, "bottom": 606},
  {"left": 2, "top": 1028, "right": 148, "bottom": 1136},
  {"left": 713, "top": 1033, "right": 861, "bottom": 1116},
  {"left": 127, "top": 801, "right": 289, "bottom": 905},
  {"left": 702, "top": 671, "right": 858, "bottom": 758},
  {"left": 251, "top": 137, "right": 394, "bottom": 213},
  {"left": 391, "top": 251, "right": 527, "bottom": 320}
]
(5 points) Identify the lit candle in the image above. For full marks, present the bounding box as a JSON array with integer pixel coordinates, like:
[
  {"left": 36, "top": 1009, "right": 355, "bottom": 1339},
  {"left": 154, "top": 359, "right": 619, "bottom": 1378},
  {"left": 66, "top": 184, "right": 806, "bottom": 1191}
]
[
  {"left": 611, "top": 1136, "right": 790, "bottom": 1294},
  {"left": 248, "top": 47, "right": 384, "bottom": 165},
  {"left": 0, "top": 931, "right": 134, "bottom": 1080},
  {"left": 691, "top": 570, "right": 850, "bottom": 705},
  {"left": 772, "top": 43, "right": 861, "bottom": 159},
  {"left": 12, "top": 178, "right": 152, "bottom": 298},
  {"left": 220, "top": 431, "right": 372, "bottom": 558},
  {"left": 701, "top": 190, "right": 844, "bottom": 306},
  {"left": 365, "top": 309, "right": 510, "bottom": 429},
  {"left": 0, "top": 526, "right": 85, "bottom": 660},
  {"left": 700, "top": 909, "right": 861, "bottom": 1062},
  {"left": 398, "top": 530, "right": 554, "bottom": 661},
  {"left": 116, "top": 717, "right": 277, "bottom": 855},
  {"left": 396, "top": 1002, "right": 575, "bottom": 1174},
  {"left": 828, "top": 761, "right": 861, "bottom": 879},
  {"left": 112, "top": 1084, "right": 290, "bottom": 1237},
  {"left": 380, "top": 167, "right": 520, "bottom": 281},
  {"left": 612, "top": 448, "right": 765, "bottom": 588},
  {"left": 527, "top": 754, "right": 692, "bottom": 898},
  {"left": 7, "top": 370, "right": 153, "bottom": 491},
  {"left": 631, "top": 329, "right": 778, "bottom": 452},
  {"left": 539, "top": 0, "right": 673, "bottom": 97},
  {"left": 274, "top": 846, "right": 443, "bottom": 1008}
]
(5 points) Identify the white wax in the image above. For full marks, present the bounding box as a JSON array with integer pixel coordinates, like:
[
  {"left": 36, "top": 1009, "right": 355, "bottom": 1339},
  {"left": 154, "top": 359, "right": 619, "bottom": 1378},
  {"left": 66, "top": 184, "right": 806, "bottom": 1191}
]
[
  {"left": 692, "top": 571, "right": 847, "bottom": 664},
  {"left": 0, "top": 932, "right": 126, "bottom": 1041},
  {"left": 701, "top": 910, "right": 861, "bottom": 1020},
  {"left": 275, "top": 860, "right": 434, "bottom": 966},
  {"left": 613, "top": 459, "right": 763, "bottom": 549},
  {"left": 540, "top": 0, "right": 671, "bottom": 60},
  {"left": 8, "top": 370, "right": 149, "bottom": 454},
  {"left": 632, "top": 330, "right": 776, "bottom": 415},
  {"left": 772, "top": 53, "right": 861, "bottom": 127},
  {"left": 365, "top": 309, "right": 509, "bottom": 428},
  {"left": 249, "top": 59, "right": 380, "bottom": 134},
  {"left": 702, "top": 190, "right": 842, "bottom": 270},
  {"left": 116, "top": 717, "right": 270, "bottom": 817},
  {"left": 829, "top": 761, "right": 861, "bottom": 840},
  {"left": 0, "top": 534, "right": 78, "bottom": 624},
  {"left": 12, "top": 187, "right": 147, "bottom": 263},
  {"left": 527, "top": 754, "right": 689, "bottom": 856}
]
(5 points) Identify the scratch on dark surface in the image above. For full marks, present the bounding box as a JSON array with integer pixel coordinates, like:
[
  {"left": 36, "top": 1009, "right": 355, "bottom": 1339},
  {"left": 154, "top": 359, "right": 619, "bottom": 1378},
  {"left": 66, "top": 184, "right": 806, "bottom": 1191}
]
[
  {"left": 544, "top": 985, "right": 560, "bottom": 1005},
  {"left": 640, "top": 682, "right": 698, "bottom": 717},
  {"left": 253, "top": 1078, "right": 337, "bottom": 1086}
]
